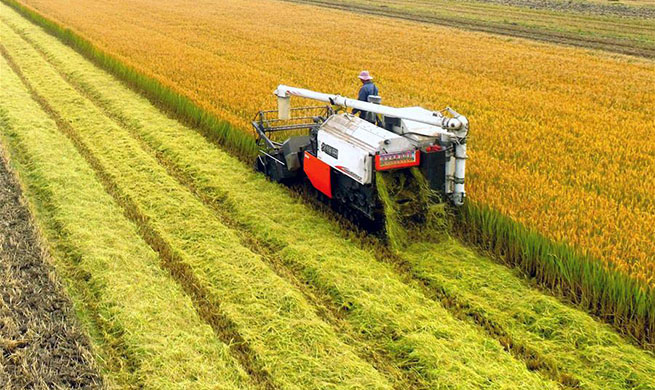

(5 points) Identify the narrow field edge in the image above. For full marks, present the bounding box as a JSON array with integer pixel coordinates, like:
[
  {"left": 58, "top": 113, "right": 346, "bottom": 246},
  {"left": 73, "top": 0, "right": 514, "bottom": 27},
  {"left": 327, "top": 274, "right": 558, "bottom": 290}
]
[
  {"left": 0, "top": 45, "right": 275, "bottom": 390},
  {"left": 4, "top": 0, "right": 652, "bottom": 349}
]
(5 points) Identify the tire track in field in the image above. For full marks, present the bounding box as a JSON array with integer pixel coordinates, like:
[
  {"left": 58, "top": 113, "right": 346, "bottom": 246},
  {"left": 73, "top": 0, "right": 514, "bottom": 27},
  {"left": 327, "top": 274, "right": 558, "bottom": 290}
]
[
  {"left": 0, "top": 45, "right": 276, "bottom": 390},
  {"left": 11, "top": 23, "right": 421, "bottom": 390},
  {"left": 284, "top": 0, "right": 655, "bottom": 58}
]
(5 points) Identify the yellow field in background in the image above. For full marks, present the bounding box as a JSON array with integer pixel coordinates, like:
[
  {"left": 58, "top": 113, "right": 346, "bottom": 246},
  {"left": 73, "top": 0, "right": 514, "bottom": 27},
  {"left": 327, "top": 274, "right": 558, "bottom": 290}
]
[{"left": 16, "top": 0, "right": 655, "bottom": 286}]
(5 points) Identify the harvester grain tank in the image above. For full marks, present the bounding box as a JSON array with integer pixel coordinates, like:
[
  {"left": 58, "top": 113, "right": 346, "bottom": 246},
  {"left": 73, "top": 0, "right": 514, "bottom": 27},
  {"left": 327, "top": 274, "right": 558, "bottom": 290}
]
[{"left": 252, "top": 85, "right": 469, "bottom": 221}]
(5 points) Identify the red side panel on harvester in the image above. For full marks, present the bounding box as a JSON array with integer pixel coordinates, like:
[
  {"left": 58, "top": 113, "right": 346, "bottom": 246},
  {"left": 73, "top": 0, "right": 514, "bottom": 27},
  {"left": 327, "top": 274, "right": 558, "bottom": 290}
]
[{"left": 303, "top": 151, "right": 332, "bottom": 198}]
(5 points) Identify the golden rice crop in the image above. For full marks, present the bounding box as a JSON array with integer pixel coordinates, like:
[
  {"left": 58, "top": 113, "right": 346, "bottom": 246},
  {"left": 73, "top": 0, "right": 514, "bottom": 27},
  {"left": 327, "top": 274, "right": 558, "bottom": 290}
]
[{"left": 15, "top": 0, "right": 655, "bottom": 288}]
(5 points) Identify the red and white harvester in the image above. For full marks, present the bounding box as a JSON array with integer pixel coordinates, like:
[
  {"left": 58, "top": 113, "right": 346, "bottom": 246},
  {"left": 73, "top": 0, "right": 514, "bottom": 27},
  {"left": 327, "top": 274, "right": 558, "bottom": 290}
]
[{"left": 253, "top": 85, "right": 469, "bottom": 221}]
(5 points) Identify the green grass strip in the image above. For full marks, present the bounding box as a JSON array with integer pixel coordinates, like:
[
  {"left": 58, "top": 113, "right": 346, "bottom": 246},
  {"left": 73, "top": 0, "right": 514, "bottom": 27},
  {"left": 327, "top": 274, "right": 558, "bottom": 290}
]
[
  {"left": 3, "top": 0, "right": 651, "bottom": 348},
  {"left": 0, "top": 52, "right": 253, "bottom": 390},
  {"left": 0, "top": 14, "right": 391, "bottom": 389},
  {"left": 5, "top": 12, "right": 568, "bottom": 388},
  {"left": 399, "top": 240, "right": 655, "bottom": 390}
]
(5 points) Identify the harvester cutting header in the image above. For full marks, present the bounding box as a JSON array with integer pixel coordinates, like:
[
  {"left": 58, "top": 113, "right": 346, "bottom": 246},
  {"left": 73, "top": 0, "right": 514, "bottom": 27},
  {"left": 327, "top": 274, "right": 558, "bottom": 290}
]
[{"left": 253, "top": 84, "right": 469, "bottom": 221}]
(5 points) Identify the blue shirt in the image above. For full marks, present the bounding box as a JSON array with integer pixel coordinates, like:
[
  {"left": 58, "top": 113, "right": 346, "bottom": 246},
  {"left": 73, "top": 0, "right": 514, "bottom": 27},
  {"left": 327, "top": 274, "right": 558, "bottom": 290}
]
[
  {"left": 358, "top": 81, "right": 378, "bottom": 103},
  {"left": 354, "top": 81, "right": 379, "bottom": 118}
]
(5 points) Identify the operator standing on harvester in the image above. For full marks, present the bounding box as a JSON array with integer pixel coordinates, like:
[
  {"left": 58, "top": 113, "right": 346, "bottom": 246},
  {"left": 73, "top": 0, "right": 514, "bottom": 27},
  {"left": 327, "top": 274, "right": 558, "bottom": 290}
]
[{"left": 352, "top": 70, "right": 379, "bottom": 122}]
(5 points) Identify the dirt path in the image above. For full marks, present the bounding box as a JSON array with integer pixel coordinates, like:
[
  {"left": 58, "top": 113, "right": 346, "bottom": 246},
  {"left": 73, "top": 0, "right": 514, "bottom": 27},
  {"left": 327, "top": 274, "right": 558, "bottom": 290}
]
[{"left": 0, "top": 145, "right": 103, "bottom": 389}]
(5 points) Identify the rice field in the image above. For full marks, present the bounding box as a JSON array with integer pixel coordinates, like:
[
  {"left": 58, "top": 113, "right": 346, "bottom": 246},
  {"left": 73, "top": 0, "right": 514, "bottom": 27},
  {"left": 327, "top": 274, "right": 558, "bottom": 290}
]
[
  {"left": 12, "top": 0, "right": 655, "bottom": 290},
  {"left": 1, "top": 0, "right": 654, "bottom": 388}
]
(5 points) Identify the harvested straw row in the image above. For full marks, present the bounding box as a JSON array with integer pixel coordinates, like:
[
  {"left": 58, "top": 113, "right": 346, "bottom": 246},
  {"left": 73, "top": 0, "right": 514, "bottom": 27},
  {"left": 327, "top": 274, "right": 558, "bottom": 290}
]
[{"left": 398, "top": 241, "right": 655, "bottom": 390}]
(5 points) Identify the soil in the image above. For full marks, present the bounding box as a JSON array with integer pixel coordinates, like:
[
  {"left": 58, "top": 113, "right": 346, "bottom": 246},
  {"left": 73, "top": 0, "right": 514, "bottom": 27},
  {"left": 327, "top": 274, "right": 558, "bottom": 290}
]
[{"left": 0, "top": 145, "right": 103, "bottom": 389}]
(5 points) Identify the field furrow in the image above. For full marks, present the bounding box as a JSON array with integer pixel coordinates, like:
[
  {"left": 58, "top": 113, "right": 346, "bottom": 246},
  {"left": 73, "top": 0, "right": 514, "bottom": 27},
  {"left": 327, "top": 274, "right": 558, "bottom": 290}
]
[
  {"left": 0, "top": 51, "right": 254, "bottom": 390},
  {"left": 0, "top": 8, "right": 574, "bottom": 389},
  {"left": 0, "top": 16, "right": 394, "bottom": 389}
]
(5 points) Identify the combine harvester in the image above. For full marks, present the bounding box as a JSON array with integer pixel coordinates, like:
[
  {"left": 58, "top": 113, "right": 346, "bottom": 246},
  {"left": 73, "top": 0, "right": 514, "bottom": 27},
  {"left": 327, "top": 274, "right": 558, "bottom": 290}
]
[{"left": 253, "top": 85, "right": 469, "bottom": 241}]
